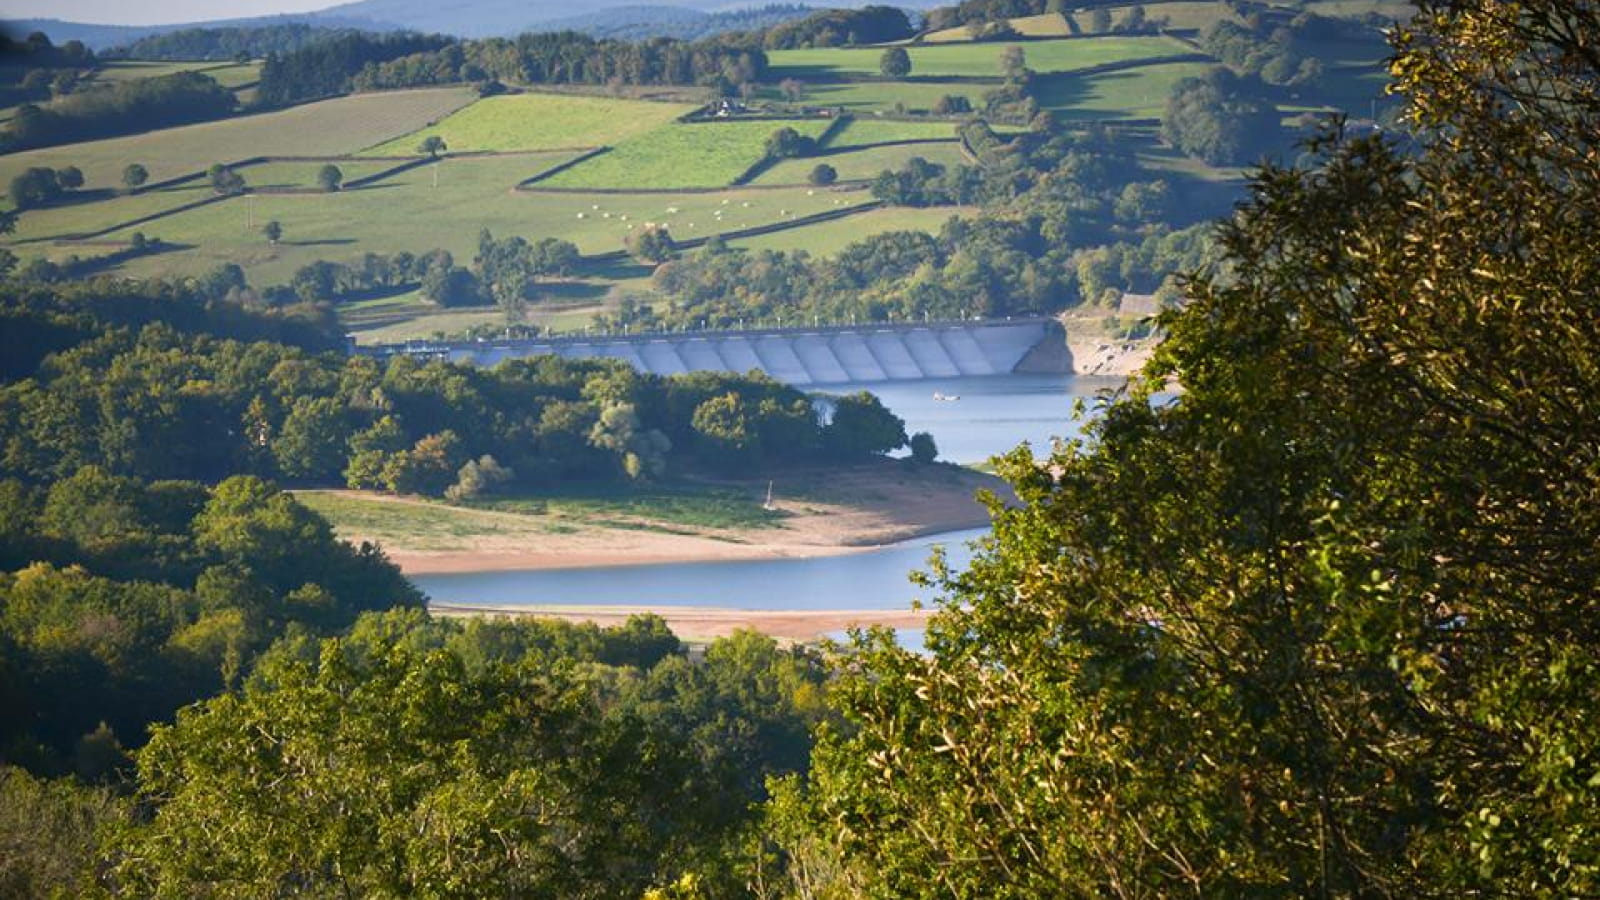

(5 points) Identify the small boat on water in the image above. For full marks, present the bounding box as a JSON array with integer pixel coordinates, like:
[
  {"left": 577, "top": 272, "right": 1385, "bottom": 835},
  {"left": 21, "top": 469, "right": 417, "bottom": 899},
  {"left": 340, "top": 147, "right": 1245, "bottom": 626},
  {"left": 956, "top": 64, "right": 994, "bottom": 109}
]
[{"left": 932, "top": 391, "right": 961, "bottom": 402}]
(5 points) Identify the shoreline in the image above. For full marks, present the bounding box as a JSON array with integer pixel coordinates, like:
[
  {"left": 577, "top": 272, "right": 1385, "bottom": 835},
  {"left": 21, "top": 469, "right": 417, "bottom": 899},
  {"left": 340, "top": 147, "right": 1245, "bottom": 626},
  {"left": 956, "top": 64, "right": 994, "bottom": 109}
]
[
  {"left": 430, "top": 602, "right": 935, "bottom": 643},
  {"left": 389, "top": 515, "right": 989, "bottom": 574},
  {"left": 303, "top": 459, "right": 1006, "bottom": 576}
]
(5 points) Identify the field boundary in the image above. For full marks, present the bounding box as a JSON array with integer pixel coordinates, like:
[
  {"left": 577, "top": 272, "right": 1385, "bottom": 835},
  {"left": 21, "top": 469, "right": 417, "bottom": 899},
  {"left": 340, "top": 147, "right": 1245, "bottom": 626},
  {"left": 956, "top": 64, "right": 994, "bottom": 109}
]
[
  {"left": 582, "top": 198, "right": 885, "bottom": 263},
  {"left": 515, "top": 147, "right": 612, "bottom": 188}
]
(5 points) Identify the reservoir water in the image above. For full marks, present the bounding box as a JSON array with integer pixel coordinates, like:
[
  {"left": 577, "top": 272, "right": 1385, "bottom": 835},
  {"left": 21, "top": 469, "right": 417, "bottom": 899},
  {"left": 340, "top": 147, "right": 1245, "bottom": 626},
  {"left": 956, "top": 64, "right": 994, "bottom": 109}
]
[{"left": 413, "top": 373, "right": 1131, "bottom": 613}]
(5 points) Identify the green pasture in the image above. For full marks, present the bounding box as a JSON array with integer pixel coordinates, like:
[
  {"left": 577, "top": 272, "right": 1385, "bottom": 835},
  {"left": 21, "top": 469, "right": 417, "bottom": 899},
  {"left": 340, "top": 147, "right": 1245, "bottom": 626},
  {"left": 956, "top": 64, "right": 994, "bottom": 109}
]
[
  {"left": 39, "top": 154, "right": 869, "bottom": 283},
  {"left": 540, "top": 119, "right": 832, "bottom": 189},
  {"left": 366, "top": 92, "right": 698, "bottom": 155},
  {"left": 239, "top": 159, "right": 413, "bottom": 191},
  {"left": 827, "top": 117, "right": 959, "bottom": 146},
  {"left": 925, "top": 12, "right": 1073, "bottom": 42},
  {"left": 731, "top": 205, "right": 972, "bottom": 257},
  {"left": 1068, "top": 2, "right": 1237, "bottom": 33},
  {"left": 1034, "top": 61, "right": 1214, "bottom": 118},
  {"left": 5, "top": 182, "right": 216, "bottom": 243},
  {"left": 88, "top": 60, "right": 221, "bottom": 84},
  {"left": 0, "top": 87, "right": 476, "bottom": 195},
  {"left": 767, "top": 36, "right": 1191, "bottom": 79},
  {"left": 199, "top": 62, "right": 263, "bottom": 89},
  {"left": 767, "top": 80, "right": 988, "bottom": 115},
  {"left": 755, "top": 142, "right": 966, "bottom": 185}
]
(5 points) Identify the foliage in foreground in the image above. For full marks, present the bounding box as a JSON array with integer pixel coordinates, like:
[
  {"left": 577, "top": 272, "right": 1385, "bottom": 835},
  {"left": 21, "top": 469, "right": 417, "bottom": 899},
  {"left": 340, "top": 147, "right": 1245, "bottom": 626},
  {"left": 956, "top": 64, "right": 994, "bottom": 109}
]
[
  {"left": 111, "top": 613, "right": 828, "bottom": 898},
  {"left": 772, "top": 1, "right": 1600, "bottom": 895}
]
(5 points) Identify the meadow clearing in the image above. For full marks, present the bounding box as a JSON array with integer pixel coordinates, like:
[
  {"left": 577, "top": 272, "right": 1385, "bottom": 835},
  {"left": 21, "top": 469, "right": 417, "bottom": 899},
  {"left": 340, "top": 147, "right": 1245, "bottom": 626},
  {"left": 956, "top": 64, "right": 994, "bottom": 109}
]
[
  {"left": 767, "top": 36, "right": 1194, "bottom": 80},
  {"left": 0, "top": 86, "right": 476, "bottom": 190},
  {"left": 925, "top": 12, "right": 1074, "bottom": 42},
  {"left": 730, "top": 205, "right": 973, "bottom": 256},
  {"left": 755, "top": 142, "right": 967, "bottom": 185},
  {"left": 72, "top": 157, "right": 874, "bottom": 283},
  {"left": 539, "top": 119, "right": 834, "bottom": 189},
  {"left": 824, "top": 117, "right": 961, "bottom": 146},
  {"left": 366, "top": 92, "right": 699, "bottom": 154}
]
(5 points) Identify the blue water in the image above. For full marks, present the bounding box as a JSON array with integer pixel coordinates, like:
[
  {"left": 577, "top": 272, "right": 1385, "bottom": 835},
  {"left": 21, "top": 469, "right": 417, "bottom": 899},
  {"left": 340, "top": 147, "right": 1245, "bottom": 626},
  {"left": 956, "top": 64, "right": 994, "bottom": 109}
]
[
  {"left": 414, "top": 373, "right": 1131, "bottom": 619},
  {"left": 415, "top": 528, "right": 985, "bottom": 610},
  {"left": 821, "top": 372, "right": 1129, "bottom": 464}
]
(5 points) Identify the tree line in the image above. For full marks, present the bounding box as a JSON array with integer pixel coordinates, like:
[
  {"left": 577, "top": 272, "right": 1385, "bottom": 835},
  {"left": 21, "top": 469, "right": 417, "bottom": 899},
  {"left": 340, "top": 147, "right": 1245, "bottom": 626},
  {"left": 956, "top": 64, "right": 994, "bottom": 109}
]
[{"left": 1, "top": 70, "right": 237, "bottom": 152}]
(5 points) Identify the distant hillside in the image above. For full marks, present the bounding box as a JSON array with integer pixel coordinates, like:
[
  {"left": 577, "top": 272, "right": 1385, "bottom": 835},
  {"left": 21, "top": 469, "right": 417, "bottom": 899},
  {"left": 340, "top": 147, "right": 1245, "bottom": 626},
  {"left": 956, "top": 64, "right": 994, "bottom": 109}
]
[
  {"left": 0, "top": 14, "right": 399, "bottom": 51},
  {"left": 537, "top": 5, "right": 816, "bottom": 41},
  {"left": 311, "top": 0, "right": 944, "bottom": 38}
]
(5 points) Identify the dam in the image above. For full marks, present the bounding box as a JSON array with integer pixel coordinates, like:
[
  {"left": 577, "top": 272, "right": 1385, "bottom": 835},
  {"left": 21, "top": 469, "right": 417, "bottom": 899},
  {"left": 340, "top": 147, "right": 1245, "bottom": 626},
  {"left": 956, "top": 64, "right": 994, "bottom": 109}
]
[{"left": 362, "top": 318, "right": 1068, "bottom": 386}]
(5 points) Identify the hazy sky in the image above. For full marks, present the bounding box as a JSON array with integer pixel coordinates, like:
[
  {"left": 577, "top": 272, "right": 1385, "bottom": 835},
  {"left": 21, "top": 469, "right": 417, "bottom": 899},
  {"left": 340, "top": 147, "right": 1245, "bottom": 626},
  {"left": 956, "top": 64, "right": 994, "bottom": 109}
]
[{"left": 3, "top": 0, "right": 334, "bottom": 26}]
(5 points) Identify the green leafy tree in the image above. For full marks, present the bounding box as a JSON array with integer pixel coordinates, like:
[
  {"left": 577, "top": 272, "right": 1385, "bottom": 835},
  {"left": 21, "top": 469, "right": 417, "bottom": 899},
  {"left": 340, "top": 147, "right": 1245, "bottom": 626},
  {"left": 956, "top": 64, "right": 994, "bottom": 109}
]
[
  {"left": 628, "top": 225, "right": 676, "bottom": 264},
  {"left": 418, "top": 134, "right": 446, "bottom": 157},
  {"left": 8, "top": 166, "right": 63, "bottom": 209},
  {"left": 261, "top": 219, "right": 281, "bottom": 244},
  {"left": 776, "top": 2, "right": 1600, "bottom": 895},
  {"left": 54, "top": 165, "right": 83, "bottom": 190},
  {"left": 765, "top": 126, "right": 816, "bottom": 159},
  {"left": 808, "top": 162, "right": 837, "bottom": 186},
  {"left": 207, "top": 163, "right": 245, "bottom": 195},
  {"left": 908, "top": 430, "right": 937, "bottom": 463},
  {"left": 271, "top": 396, "right": 347, "bottom": 481},
  {"left": 878, "top": 46, "right": 911, "bottom": 78},
  {"left": 315, "top": 163, "right": 342, "bottom": 192},
  {"left": 822, "top": 391, "right": 906, "bottom": 457}
]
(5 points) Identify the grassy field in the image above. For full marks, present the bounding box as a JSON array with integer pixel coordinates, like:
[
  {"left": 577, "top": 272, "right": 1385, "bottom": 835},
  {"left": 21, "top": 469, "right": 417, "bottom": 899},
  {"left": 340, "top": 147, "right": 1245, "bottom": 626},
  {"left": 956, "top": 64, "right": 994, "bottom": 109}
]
[
  {"left": 827, "top": 117, "right": 960, "bottom": 146},
  {"left": 766, "top": 80, "right": 990, "bottom": 115},
  {"left": 239, "top": 159, "right": 413, "bottom": 190},
  {"left": 296, "top": 483, "right": 785, "bottom": 550},
  {"left": 755, "top": 142, "right": 966, "bottom": 185},
  {"left": 540, "top": 119, "right": 833, "bottom": 189},
  {"left": 1034, "top": 61, "right": 1215, "bottom": 118},
  {"left": 731, "top": 205, "right": 972, "bottom": 256},
  {"left": 198, "top": 62, "right": 263, "bottom": 89},
  {"left": 1068, "top": 1, "right": 1238, "bottom": 33},
  {"left": 925, "top": 12, "right": 1073, "bottom": 42},
  {"left": 29, "top": 157, "right": 875, "bottom": 283},
  {"left": 367, "top": 92, "right": 699, "bottom": 154},
  {"left": 768, "top": 36, "right": 1192, "bottom": 79},
  {"left": 88, "top": 60, "right": 225, "bottom": 83},
  {"left": 0, "top": 87, "right": 477, "bottom": 195}
]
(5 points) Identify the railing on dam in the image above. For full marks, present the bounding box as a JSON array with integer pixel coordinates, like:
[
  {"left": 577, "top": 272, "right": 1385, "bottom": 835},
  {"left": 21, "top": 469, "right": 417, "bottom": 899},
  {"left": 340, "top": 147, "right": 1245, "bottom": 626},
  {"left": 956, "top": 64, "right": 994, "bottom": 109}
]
[{"left": 356, "top": 317, "right": 1064, "bottom": 386}]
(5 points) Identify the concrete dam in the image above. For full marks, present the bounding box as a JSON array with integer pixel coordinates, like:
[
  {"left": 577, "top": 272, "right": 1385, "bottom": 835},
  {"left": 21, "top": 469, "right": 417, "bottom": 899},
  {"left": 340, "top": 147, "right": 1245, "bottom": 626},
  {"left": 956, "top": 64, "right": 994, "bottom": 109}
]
[{"left": 367, "top": 318, "right": 1068, "bottom": 386}]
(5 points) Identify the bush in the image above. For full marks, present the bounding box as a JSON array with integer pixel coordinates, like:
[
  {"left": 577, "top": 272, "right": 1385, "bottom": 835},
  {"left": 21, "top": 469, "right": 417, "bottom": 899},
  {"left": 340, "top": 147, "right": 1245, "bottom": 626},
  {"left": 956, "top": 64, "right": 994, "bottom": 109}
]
[{"left": 809, "top": 163, "right": 838, "bottom": 186}]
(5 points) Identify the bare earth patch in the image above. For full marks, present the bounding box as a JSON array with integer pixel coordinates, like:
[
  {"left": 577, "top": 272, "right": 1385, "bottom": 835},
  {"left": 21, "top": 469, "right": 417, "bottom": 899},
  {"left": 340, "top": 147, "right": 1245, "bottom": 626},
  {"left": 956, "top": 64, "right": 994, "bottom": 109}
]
[{"left": 300, "top": 458, "right": 1007, "bottom": 575}]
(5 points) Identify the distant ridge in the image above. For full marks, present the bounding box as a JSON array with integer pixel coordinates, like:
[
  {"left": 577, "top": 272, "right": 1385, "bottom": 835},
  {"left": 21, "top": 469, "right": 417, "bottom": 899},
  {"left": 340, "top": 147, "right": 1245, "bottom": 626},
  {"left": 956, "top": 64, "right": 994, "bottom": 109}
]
[{"left": 0, "top": 14, "right": 401, "bottom": 51}]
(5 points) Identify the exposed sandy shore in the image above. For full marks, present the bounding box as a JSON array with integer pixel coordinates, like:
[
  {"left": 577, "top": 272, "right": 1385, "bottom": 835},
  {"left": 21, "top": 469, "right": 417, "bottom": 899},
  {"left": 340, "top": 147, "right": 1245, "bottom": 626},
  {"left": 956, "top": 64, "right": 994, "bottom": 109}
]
[
  {"left": 320, "top": 460, "right": 1007, "bottom": 576},
  {"left": 431, "top": 603, "right": 934, "bottom": 643}
]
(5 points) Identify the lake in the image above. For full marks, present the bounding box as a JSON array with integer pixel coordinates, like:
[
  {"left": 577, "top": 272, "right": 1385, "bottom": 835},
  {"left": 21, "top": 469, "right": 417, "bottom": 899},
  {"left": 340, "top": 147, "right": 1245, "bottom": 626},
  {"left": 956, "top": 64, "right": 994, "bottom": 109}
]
[{"left": 413, "top": 373, "right": 1127, "bottom": 615}]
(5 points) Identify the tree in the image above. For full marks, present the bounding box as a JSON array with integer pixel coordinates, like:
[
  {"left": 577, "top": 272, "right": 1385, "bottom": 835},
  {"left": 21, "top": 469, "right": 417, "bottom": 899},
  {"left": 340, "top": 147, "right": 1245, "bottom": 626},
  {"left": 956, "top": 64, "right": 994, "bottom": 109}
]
[
  {"left": 316, "top": 163, "right": 342, "bottom": 192},
  {"left": 1090, "top": 6, "right": 1113, "bottom": 32},
  {"left": 879, "top": 46, "right": 911, "bottom": 78},
  {"left": 908, "top": 431, "right": 937, "bottom": 463},
  {"left": 822, "top": 391, "right": 906, "bottom": 457},
  {"left": 262, "top": 220, "right": 282, "bottom": 244},
  {"left": 999, "top": 45, "right": 1027, "bottom": 80},
  {"left": 55, "top": 166, "right": 83, "bottom": 190},
  {"left": 776, "top": 1, "right": 1600, "bottom": 895},
  {"left": 808, "top": 163, "right": 837, "bottom": 186},
  {"left": 933, "top": 94, "right": 972, "bottom": 115},
  {"left": 765, "top": 126, "right": 816, "bottom": 160},
  {"left": 418, "top": 135, "right": 446, "bottom": 157},
  {"left": 121, "top": 162, "right": 148, "bottom": 192},
  {"left": 628, "top": 225, "right": 676, "bottom": 264},
  {"left": 1163, "top": 67, "right": 1281, "bottom": 165},
  {"left": 207, "top": 163, "right": 245, "bottom": 195},
  {"left": 779, "top": 77, "right": 804, "bottom": 102},
  {"left": 8, "top": 167, "right": 62, "bottom": 209},
  {"left": 445, "top": 455, "right": 513, "bottom": 502}
]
